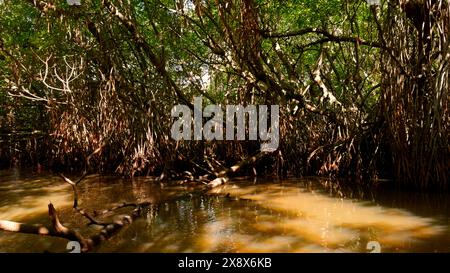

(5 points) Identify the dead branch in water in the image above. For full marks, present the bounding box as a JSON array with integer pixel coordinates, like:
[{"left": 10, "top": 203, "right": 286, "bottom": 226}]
[
  {"left": 207, "top": 151, "right": 272, "bottom": 188},
  {"left": 0, "top": 149, "right": 272, "bottom": 251},
  {"left": 0, "top": 173, "right": 147, "bottom": 252},
  {"left": 0, "top": 203, "right": 89, "bottom": 251}
]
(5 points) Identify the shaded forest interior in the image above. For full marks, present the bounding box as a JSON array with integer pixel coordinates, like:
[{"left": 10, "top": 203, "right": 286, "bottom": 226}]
[{"left": 0, "top": 0, "right": 449, "bottom": 190}]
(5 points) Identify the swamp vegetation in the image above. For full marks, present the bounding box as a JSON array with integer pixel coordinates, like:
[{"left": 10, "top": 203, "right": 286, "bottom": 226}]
[{"left": 0, "top": 0, "right": 449, "bottom": 252}]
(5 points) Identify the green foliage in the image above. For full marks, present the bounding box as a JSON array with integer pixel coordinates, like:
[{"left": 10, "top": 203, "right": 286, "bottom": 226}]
[{"left": 0, "top": 0, "right": 447, "bottom": 188}]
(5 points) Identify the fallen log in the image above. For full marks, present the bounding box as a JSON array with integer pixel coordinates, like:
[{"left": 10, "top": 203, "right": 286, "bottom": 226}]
[
  {"left": 0, "top": 172, "right": 199, "bottom": 252},
  {"left": 0, "top": 172, "right": 146, "bottom": 252},
  {"left": 0, "top": 202, "right": 145, "bottom": 252},
  {"left": 0, "top": 203, "right": 88, "bottom": 250},
  {"left": 207, "top": 151, "right": 272, "bottom": 188}
]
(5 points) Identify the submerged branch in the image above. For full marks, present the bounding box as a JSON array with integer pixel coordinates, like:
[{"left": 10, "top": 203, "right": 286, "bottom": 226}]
[
  {"left": 0, "top": 175, "right": 149, "bottom": 252},
  {"left": 0, "top": 203, "right": 89, "bottom": 251},
  {"left": 208, "top": 151, "right": 272, "bottom": 188}
]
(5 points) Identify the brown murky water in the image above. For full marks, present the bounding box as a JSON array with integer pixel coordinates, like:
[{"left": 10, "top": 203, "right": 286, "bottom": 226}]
[{"left": 0, "top": 170, "right": 449, "bottom": 253}]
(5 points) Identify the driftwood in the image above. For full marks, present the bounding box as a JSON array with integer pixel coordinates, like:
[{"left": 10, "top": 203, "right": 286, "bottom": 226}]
[
  {"left": 0, "top": 173, "right": 147, "bottom": 252},
  {"left": 0, "top": 203, "right": 83, "bottom": 243},
  {"left": 207, "top": 151, "right": 272, "bottom": 188},
  {"left": 0, "top": 172, "right": 204, "bottom": 252},
  {"left": 0, "top": 203, "right": 144, "bottom": 252},
  {"left": 0, "top": 203, "right": 88, "bottom": 251}
]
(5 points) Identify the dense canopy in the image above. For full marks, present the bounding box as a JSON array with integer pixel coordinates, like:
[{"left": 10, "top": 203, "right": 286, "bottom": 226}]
[{"left": 0, "top": 0, "right": 448, "bottom": 190}]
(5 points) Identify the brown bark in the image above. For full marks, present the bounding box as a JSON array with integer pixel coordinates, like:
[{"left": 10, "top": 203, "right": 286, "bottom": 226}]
[
  {"left": 0, "top": 174, "right": 145, "bottom": 252},
  {"left": 207, "top": 151, "right": 271, "bottom": 187}
]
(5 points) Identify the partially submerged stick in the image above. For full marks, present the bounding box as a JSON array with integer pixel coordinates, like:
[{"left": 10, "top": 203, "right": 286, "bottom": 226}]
[
  {"left": 207, "top": 151, "right": 271, "bottom": 188},
  {"left": 0, "top": 173, "right": 146, "bottom": 252}
]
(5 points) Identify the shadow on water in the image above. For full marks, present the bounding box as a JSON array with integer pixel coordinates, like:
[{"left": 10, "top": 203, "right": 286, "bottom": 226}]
[
  {"left": 0, "top": 170, "right": 450, "bottom": 253},
  {"left": 99, "top": 179, "right": 450, "bottom": 253}
]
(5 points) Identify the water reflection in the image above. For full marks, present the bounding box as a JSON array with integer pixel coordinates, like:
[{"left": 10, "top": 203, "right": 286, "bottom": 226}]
[{"left": 0, "top": 171, "right": 449, "bottom": 253}]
